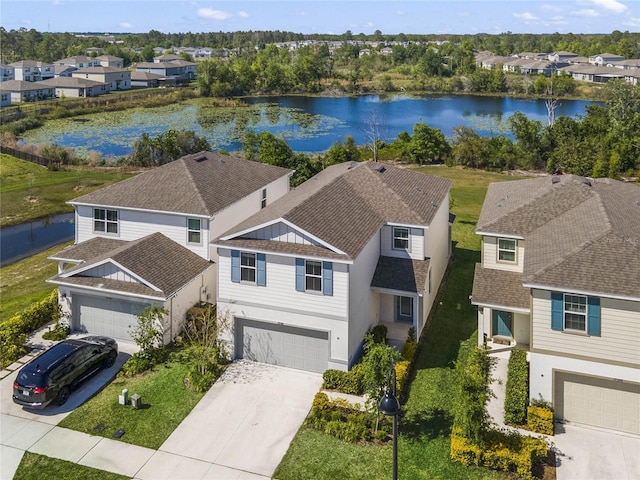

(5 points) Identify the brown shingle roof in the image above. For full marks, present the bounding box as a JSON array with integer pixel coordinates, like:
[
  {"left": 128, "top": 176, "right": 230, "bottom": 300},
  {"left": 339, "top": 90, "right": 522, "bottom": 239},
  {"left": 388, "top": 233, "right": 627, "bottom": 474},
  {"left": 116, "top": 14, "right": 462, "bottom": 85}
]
[
  {"left": 222, "top": 162, "right": 451, "bottom": 259},
  {"left": 471, "top": 264, "right": 531, "bottom": 310},
  {"left": 50, "top": 233, "right": 212, "bottom": 297},
  {"left": 49, "top": 237, "right": 128, "bottom": 263},
  {"left": 478, "top": 176, "right": 640, "bottom": 298},
  {"left": 70, "top": 152, "right": 292, "bottom": 217},
  {"left": 371, "top": 256, "right": 430, "bottom": 293},
  {"left": 215, "top": 239, "right": 349, "bottom": 261}
]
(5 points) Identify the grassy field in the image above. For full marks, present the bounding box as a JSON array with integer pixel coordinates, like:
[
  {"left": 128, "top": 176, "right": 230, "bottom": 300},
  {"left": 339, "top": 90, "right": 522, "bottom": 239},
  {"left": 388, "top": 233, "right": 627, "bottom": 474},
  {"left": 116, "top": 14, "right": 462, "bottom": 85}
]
[
  {"left": 0, "top": 241, "right": 71, "bottom": 323},
  {"left": 275, "top": 166, "right": 521, "bottom": 480},
  {"left": 0, "top": 154, "right": 132, "bottom": 227},
  {"left": 14, "top": 453, "right": 129, "bottom": 480}
]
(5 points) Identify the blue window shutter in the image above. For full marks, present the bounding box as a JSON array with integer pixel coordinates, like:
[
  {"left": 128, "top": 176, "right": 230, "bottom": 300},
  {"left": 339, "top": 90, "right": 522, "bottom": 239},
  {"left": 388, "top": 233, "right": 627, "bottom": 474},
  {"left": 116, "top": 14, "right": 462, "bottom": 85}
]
[
  {"left": 257, "top": 253, "right": 266, "bottom": 286},
  {"left": 231, "top": 250, "right": 240, "bottom": 283},
  {"left": 322, "top": 262, "right": 333, "bottom": 296},
  {"left": 295, "top": 258, "right": 305, "bottom": 292},
  {"left": 551, "top": 292, "right": 563, "bottom": 331},
  {"left": 587, "top": 297, "right": 601, "bottom": 336}
]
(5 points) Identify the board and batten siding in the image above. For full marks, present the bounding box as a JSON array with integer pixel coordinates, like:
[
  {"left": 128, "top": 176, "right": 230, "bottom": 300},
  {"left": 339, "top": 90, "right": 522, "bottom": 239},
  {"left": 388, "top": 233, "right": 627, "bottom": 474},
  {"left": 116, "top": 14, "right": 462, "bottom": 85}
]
[
  {"left": 81, "top": 262, "right": 139, "bottom": 284},
  {"left": 217, "top": 248, "right": 349, "bottom": 319},
  {"left": 482, "top": 236, "right": 525, "bottom": 273},
  {"left": 531, "top": 289, "right": 640, "bottom": 366},
  {"left": 244, "top": 221, "right": 321, "bottom": 246},
  {"left": 75, "top": 205, "right": 210, "bottom": 259},
  {"left": 380, "top": 225, "right": 424, "bottom": 260}
]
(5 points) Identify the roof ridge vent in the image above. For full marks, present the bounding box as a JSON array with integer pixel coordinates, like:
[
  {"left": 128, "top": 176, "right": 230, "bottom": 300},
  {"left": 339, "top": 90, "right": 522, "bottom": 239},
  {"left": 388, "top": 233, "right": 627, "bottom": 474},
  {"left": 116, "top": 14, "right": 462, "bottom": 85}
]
[
  {"left": 581, "top": 177, "right": 592, "bottom": 186},
  {"left": 193, "top": 153, "right": 207, "bottom": 162},
  {"left": 552, "top": 176, "right": 561, "bottom": 184},
  {"left": 374, "top": 164, "right": 386, "bottom": 173}
]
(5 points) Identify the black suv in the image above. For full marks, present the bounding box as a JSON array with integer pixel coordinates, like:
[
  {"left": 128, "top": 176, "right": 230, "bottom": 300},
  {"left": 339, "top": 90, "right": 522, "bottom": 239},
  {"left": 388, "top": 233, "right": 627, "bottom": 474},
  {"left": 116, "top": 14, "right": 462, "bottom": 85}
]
[{"left": 13, "top": 336, "right": 118, "bottom": 409}]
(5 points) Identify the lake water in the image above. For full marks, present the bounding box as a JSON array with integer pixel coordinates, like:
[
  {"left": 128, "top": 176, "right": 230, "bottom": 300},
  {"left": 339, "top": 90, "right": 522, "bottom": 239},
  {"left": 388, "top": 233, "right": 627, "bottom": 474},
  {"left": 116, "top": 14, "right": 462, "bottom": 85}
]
[
  {"left": 0, "top": 213, "right": 74, "bottom": 266},
  {"left": 22, "top": 94, "right": 595, "bottom": 157}
]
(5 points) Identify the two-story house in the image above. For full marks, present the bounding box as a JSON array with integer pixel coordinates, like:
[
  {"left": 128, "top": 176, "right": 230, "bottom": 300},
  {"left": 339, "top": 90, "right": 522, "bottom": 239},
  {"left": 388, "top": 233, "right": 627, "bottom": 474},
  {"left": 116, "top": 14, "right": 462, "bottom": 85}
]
[
  {"left": 214, "top": 162, "right": 453, "bottom": 373},
  {"left": 72, "top": 66, "right": 132, "bottom": 91},
  {"left": 472, "top": 175, "right": 640, "bottom": 435},
  {"left": 9, "top": 60, "right": 54, "bottom": 82},
  {"left": 47, "top": 152, "right": 292, "bottom": 344}
]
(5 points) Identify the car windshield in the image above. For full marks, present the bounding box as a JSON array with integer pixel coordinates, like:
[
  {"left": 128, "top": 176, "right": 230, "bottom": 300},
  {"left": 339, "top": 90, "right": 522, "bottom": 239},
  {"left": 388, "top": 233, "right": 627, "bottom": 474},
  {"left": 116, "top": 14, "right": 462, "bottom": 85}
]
[{"left": 16, "top": 370, "right": 47, "bottom": 388}]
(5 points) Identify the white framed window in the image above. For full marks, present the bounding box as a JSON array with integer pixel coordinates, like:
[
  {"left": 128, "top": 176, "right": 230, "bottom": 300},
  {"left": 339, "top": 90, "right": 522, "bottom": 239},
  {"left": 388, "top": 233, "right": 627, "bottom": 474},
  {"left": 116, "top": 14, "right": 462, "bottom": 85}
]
[
  {"left": 261, "top": 188, "right": 267, "bottom": 209},
  {"left": 187, "top": 218, "right": 201, "bottom": 244},
  {"left": 241, "top": 252, "right": 256, "bottom": 283},
  {"left": 393, "top": 227, "right": 410, "bottom": 250},
  {"left": 564, "top": 294, "right": 587, "bottom": 331},
  {"left": 497, "top": 238, "right": 517, "bottom": 262},
  {"left": 93, "top": 208, "right": 118, "bottom": 234},
  {"left": 305, "top": 260, "right": 322, "bottom": 292}
]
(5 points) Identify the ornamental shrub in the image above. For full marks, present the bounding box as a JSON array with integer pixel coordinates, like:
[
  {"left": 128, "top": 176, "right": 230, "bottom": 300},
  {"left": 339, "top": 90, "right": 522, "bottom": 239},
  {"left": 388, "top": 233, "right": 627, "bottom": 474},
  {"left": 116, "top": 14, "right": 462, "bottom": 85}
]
[
  {"left": 527, "top": 405, "right": 554, "bottom": 435},
  {"left": 394, "top": 360, "right": 411, "bottom": 398},
  {"left": 370, "top": 324, "right": 388, "bottom": 344},
  {"left": 504, "top": 348, "right": 529, "bottom": 425},
  {"left": 401, "top": 339, "right": 417, "bottom": 362},
  {"left": 322, "top": 364, "right": 365, "bottom": 395}
]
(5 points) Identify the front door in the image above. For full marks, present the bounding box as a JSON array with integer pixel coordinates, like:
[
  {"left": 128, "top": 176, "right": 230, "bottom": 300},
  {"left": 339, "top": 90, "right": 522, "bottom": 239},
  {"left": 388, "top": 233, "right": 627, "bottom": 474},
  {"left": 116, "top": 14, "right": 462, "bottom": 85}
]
[
  {"left": 395, "top": 296, "right": 413, "bottom": 323},
  {"left": 492, "top": 310, "right": 513, "bottom": 337}
]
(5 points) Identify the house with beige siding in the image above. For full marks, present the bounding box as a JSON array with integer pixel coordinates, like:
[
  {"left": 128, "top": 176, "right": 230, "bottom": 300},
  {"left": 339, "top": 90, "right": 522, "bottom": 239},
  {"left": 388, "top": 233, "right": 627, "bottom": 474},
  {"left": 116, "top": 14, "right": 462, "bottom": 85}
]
[
  {"left": 472, "top": 175, "right": 640, "bottom": 435},
  {"left": 48, "top": 152, "right": 292, "bottom": 345},
  {"left": 72, "top": 66, "right": 132, "bottom": 90},
  {"left": 214, "top": 162, "right": 453, "bottom": 373}
]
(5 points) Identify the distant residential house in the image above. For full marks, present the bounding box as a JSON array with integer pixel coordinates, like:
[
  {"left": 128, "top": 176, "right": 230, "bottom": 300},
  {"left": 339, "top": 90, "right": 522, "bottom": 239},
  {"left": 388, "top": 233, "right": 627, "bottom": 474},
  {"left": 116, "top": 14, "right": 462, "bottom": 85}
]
[
  {"left": 55, "top": 56, "right": 101, "bottom": 69},
  {"left": 9, "top": 60, "right": 54, "bottom": 82},
  {"left": 72, "top": 66, "right": 131, "bottom": 90},
  {"left": 615, "top": 59, "right": 640, "bottom": 70},
  {"left": 48, "top": 152, "right": 293, "bottom": 344},
  {"left": 0, "top": 64, "right": 15, "bottom": 82},
  {"left": 548, "top": 51, "right": 578, "bottom": 62},
  {"left": 472, "top": 175, "right": 640, "bottom": 435},
  {"left": 40, "top": 77, "right": 109, "bottom": 98},
  {"left": 96, "top": 55, "right": 124, "bottom": 68},
  {"left": 589, "top": 53, "right": 625, "bottom": 66},
  {"left": 1, "top": 91, "right": 10, "bottom": 107},
  {"left": 559, "top": 64, "right": 626, "bottom": 83},
  {"left": 0, "top": 80, "right": 55, "bottom": 103},
  {"left": 154, "top": 54, "right": 183, "bottom": 63},
  {"left": 135, "top": 60, "right": 196, "bottom": 83},
  {"left": 54, "top": 65, "right": 77, "bottom": 78},
  {"left": 130, "top": 71, "right": 163, "bottom": 88},
  {"left": 215, "top": 162, "right": 453, "bottom": 373},
  {"left": 85, "top": 47, "right": 104, "bottom": 56}
]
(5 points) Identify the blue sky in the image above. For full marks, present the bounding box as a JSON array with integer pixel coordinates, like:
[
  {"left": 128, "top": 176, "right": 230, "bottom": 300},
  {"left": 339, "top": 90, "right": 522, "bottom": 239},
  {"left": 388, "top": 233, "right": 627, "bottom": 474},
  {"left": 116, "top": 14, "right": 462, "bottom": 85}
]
[{"left": 2, "top": 0, "right": 639, "bottom": 35}]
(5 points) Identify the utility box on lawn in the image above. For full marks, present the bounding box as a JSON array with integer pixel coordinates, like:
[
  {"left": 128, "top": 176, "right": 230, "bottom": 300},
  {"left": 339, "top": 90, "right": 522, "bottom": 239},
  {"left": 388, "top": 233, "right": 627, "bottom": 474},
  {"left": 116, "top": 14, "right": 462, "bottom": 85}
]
[{"left": 131, "top": 394, "right": 142, "bottom": 409}]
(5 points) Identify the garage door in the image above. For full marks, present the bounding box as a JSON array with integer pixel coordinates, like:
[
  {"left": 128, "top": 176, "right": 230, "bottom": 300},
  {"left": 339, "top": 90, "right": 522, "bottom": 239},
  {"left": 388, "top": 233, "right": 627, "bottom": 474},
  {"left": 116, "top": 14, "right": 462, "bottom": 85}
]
[
  {"left": 236, "top": 318, "right": 329, "bottom": 373},
  {"left": 75, "top": 295, "right": 148, "bottom": 342},
  {"left": 555, "top": 372, "right": 640, "bottom": 435}
]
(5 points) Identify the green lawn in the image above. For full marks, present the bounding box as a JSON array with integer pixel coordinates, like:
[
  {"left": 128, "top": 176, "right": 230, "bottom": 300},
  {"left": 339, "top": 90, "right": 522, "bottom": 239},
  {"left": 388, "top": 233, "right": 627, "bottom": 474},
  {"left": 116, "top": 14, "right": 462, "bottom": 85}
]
[
  {"left": 0, "top": 154, "right": 132, "bottom": 227},
  {"left": 14, "top": 453, "right": 128, "bottom": 480},
  {"left": 58, "top": 359, "right": 205, "bottom": 450},
  {"left": 0, "top": 241, "right": 72, "bottom": 323},
  {"left": 275, "top": 166, "right": 522, "bottom": 480}
]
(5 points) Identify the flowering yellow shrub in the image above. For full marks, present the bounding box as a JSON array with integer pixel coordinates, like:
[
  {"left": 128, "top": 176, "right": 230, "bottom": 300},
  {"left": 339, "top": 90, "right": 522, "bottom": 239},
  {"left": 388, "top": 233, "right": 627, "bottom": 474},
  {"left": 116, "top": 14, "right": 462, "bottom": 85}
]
[{"left": 527, "top": 406, "right": 554, "bottom": 435}]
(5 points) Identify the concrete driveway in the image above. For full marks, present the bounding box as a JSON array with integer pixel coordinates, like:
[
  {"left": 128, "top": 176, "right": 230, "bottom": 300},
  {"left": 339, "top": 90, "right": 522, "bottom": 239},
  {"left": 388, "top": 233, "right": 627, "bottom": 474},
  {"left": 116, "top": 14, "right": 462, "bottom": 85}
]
[
  {"left": 147, "top": 360, "right": 322, "bottom": 479},
  {"left": 554, "top": 423, "right": 640, "bottom": 480}
]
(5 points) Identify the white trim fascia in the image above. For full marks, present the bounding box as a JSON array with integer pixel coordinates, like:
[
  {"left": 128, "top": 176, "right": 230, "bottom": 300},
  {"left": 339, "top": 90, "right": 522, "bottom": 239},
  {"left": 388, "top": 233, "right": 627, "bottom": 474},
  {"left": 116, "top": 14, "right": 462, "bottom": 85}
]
[
  {"left": 476, "top": 231, "right": 524, "bottom": 240},
  {"left": 68, "top": 201, "right": 213, "bottom": 220},
  {"left": 470, "top": 301, "right": 530, "bottom": 314},
  {"left": 46, "top": 279, "right": 166, "bottom": 302},
  {"left": 524, "top": 283, "right": 640, "bottom": 303},
  {"left": 59, "top": 258, "right": 163, "bottom": 292},
  {"left": 48, "top": 256, "right": 83, "bottom": 263},
  {"left": 386, "top": 221, "right": 428, "bottom": 230},
  {"left": 371, "top": 286, "right": 424, "bottom": 297},
  {"left": 219, "top": 218, "right": 347, "bottom": 256},
  {"left": 213, "top": 243, "right": 353, "bottom": 264}
]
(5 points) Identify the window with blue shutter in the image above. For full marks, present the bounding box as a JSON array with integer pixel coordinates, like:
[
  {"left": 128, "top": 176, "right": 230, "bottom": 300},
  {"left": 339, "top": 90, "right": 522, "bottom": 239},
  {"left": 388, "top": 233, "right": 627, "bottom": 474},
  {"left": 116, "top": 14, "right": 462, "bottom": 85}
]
[
  {"left": 257, "top": 253, "right": 266, "bottom": 287},
  {"left": 231, "top": 250, "right": 240, "bottom": 283},
  {"left": 322, "top": 262, "right": 333, "bottom": 296},
  {"left": 295, "top": 258, "right": 305, "bottom": 292},
  {"left": 551, "top": 292, "right": 563, "bottom": 331},
  {"left": 587, "top": 296, "right": 601, "bottom": 336}
]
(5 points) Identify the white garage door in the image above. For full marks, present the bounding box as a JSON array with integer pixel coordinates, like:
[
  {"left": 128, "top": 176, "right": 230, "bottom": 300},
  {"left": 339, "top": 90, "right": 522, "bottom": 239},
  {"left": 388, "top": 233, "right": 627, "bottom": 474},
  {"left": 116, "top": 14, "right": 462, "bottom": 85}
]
[
  {"left": 555, "top": 372, "right": 640, "bottom": 435},
  {"left": 75, "top": 295, "right": 148, "bottom": 342},
  {"left": 236, "top": 318, "right": 329, "bottom": 373}
]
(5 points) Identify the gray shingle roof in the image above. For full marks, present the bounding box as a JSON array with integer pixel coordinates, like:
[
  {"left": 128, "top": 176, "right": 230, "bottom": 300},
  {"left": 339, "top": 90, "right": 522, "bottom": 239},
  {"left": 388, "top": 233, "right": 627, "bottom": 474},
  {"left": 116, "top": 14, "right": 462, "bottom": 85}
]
[
  {"left": 471, "top": 264, "right": 531, "bottom": 310},
  {"left": 49, "top": 233, "right": 212, "bottom": 298},
  {"left": 221, "top": 162, "right": 452, "bottom": 259},
  {"left": 477, "top": 175, "right": 640, "bottom": 298},
  {"left": 70, "top": 152, "right": 292, "bottom": 216},
  {"left": 371, "top": 256, "right": 430, "bottom": 293}
]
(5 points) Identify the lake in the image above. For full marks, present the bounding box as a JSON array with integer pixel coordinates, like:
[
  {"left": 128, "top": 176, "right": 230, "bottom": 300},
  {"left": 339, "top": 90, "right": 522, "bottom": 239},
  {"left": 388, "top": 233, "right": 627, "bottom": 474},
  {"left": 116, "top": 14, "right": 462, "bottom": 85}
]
[
  {"left": 22, "top": 94, "right": 595, "bottom": 157},
  {"left": 0, "top": 213, "right": 74, "bottom": 266}
]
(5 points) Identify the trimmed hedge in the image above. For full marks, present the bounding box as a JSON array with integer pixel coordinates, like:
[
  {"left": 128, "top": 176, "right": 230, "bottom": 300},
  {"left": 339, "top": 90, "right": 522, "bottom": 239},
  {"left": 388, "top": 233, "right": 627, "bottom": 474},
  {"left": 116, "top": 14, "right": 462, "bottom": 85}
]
[
  {"left": 451, "top": 426, "right": 548, "bottom": 480},
  {"left": 322, "top": 363, "right": 365, "bottom": 395},
  {"left": 0, "top": 290, "right": 59, "bottom": 368},
  {"left": 527, "top": 405, "right": 554, "bottom": 436},
  {"left": 504, "top": 348, "right": 529, "bottom": 425}
]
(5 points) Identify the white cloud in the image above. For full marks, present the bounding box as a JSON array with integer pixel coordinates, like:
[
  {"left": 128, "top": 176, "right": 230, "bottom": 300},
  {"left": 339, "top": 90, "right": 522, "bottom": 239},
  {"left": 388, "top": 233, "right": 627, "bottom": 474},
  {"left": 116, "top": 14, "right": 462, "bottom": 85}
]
[
  {"left": 540, "top": 4, "right": 562, "bottom": 12},
  {"left": 514, "top": 11, "right": 539, "bottom": 22},
  {"left": 623, "top": 16, "right": 640, "bottom": 26},
  {"left": 238, "top": 11, "right": 248, "bottom": 18},
  {"left": 588, "top": 0, "right": 628, "bottom": 14},
  {"left": 119, "top": 22, "right": 134, "bottom": 29},
  {"left": 197, "top": 8, "right": 232, "bottom": 21},
  {"left": 573, "top": 9, "right": 600, "bottom": 16}
]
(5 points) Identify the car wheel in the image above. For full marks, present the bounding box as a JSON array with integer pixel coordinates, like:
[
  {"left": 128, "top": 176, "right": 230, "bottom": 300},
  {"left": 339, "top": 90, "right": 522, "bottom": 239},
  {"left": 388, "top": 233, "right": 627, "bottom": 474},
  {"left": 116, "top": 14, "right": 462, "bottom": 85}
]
[
  {"left": 56, "top": 386, "right": 70, "bottom": 406},
  {"left": 104, "top": 350, "right": 117, "bottom": 368}
]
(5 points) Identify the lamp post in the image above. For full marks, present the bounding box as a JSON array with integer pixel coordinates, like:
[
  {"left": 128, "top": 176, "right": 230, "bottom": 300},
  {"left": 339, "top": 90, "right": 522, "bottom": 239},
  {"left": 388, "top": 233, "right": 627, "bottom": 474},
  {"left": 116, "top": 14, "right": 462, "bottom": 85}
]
[{"left": 378, "top": 365, "right": 401, "bottom": 480}]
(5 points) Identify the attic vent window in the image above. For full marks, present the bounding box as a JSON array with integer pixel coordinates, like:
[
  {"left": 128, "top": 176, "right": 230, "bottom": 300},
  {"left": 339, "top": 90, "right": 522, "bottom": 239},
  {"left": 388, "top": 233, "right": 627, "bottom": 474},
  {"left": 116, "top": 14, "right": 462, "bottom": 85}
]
[
  {"left": 552, "top": 177, "right": 560, "bottom": 184},
  {"left": 193, "top": 154, "right": 207, "bottom": 162},
  {"left": 374, "top": 165, "right": 386, "bottom": 173}
]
